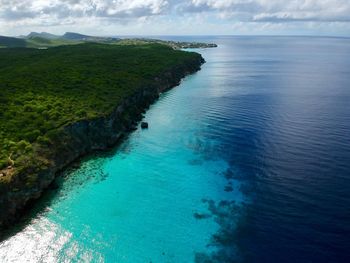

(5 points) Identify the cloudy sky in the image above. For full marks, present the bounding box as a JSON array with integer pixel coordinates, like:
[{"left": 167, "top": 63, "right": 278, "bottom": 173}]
[{"left": 0, "top": 0, "right": 349, "bottom": 36}]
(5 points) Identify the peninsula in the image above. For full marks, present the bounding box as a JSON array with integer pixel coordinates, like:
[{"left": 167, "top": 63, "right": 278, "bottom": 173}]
[{"left": 0, "top": 41, "right": 206, "bottom": 229}]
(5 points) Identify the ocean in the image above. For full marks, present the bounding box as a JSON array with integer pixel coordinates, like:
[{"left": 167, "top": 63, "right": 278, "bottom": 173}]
[{"left": 1, "top": 36, "right": 349, "bottom": 262}]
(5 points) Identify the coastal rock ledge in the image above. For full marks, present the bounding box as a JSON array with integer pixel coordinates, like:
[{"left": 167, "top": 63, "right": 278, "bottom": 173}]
[{"left": 0, "top": 55, "right": 205, "bottom": 230}]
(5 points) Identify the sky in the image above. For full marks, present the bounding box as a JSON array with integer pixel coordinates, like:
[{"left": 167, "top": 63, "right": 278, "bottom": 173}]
[{"left": 0, "top": 0, "right": 350, "bottom": 36}]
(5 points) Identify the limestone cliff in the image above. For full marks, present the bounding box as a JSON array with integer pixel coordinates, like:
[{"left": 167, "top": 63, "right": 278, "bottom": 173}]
[{"left": 0, "top": 55, "right": 205, "bottom": 229}]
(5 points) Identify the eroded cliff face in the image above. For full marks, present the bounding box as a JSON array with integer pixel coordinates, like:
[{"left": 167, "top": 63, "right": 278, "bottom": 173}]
[{"left": 0, "top": 56, "right": 205, "bottom": 229}]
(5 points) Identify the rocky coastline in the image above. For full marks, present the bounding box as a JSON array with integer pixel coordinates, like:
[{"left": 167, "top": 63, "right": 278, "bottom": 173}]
[{"left": 0, "top": 55, "right": 205, "bottom": 230}]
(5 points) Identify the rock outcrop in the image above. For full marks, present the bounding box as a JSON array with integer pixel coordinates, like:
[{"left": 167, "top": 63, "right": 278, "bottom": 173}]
[{"left": 141, "top": 122, "right": 149, "bottom": 129}]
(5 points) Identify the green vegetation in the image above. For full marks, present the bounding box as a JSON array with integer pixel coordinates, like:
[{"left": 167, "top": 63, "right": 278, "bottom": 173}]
[
  {"left": 0, "top": 35, "right": 81, "bottom": 48},
  {"left": 26, "top": 36, "right": 82, "bottom": 48},
  {"left": 0, "top": 43, "right": 201, "bottom": 180},
  {"left": 27, "top": 32, "right": 61, "bottom": 39},
  {"left": 0, "top": 36, "right": 26, "bottom": 48}
]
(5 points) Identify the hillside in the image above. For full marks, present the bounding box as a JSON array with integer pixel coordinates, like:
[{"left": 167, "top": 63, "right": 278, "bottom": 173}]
[
  {"left": 0, "top": 36, "right": 26, "bottom": 48},
  {"left": 0, "top": 32, "right": 217, "bottom": 49},
  {"left": 27, "top": 32, "right": 60, "bottom": 39},
  {"left": 62, "top": 32, "right": 91, "bottom": 40},
  {"left": 26, "top": 36, "right": 80, "bottom": 48}
]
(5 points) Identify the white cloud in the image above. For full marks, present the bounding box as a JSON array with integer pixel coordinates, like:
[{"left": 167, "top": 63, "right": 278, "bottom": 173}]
[
  {"left": 186, "top": 0, "right": 350, "bottom": 22},
  {"left": 0, "top": 0, "right": 169, "bottom": 21},
  {"left": 0, "top": 0, "right": 349, "bottom": 36}
]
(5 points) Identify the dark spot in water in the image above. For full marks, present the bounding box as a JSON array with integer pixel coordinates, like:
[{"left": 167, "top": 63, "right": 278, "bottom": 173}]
[
  {"left": 224, "top": 169, "right": 234, "bottom": 180},
  {"left": 195, "top": 199, "right": 243, "bottom": 262},
  {"left": 185, "top": 137, "right": 218, "bottom": 159},
  {"left": 224, "top": 185, "right": 233, "bottom": 192},
  {"left": 193, "top": 212, "right": 212, "bottom": 220},
  {"left": 188, "top": 159, "right": 203, "bottom": 166}
]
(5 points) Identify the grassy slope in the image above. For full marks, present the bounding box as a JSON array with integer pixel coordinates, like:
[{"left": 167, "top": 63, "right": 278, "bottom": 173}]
[
  {"left": 0, "top": 36, "right": 82, "bottom": 48},
  {"left": 26, "top": 37, "right": 83, "bottom": 48},
  {"left": 0, "top": 34, "right": 216, "bottom": 49},
  {"left": 0, "top": 43, "right": 201, "bottom": 174}
]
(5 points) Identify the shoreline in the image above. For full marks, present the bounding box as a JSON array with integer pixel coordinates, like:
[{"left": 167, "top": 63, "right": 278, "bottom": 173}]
[{"left": 0, "top": 55, "right": 205, "bottom": 231}]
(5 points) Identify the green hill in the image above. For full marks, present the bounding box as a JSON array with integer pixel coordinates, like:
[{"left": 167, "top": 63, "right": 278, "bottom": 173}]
[
  {"left": 26, "top": 36, "right": 80, "bottom": 48},
  {"left": 27, "top": 32, "right": 60, "bottom": 39},
  {"left": 0, "top": 36, "right": 26, "bottom": 48},
  {"left": 62, "top": 32, "right": 90, "bottom": 40},
  {"left": 28, "top": 36, "right": 51, "bottom": 44}
]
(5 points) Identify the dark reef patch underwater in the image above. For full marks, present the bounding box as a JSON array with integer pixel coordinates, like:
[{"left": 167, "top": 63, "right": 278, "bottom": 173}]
[{"left": 1, "top": 36, "right": 350, "bottom": 262}]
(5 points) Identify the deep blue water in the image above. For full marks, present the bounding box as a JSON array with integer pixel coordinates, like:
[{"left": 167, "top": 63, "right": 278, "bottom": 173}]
[{"left": 1, "top": 36, "right": 350, "bottom": 262}]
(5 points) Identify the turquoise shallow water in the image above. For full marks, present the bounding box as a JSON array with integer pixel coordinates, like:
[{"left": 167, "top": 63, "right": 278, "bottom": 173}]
[{"left": 0, "top": 45, "right": 245, "bottom": 262}]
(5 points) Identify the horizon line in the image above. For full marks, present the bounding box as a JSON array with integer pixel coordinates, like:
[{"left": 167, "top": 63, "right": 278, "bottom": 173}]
[{"left": 2, "top": 32, "right": 350, "bottom": 39}]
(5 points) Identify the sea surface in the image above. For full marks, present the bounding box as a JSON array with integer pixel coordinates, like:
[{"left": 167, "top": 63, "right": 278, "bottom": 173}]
[{"left": 1, "top": 36, "right": 350, "bottom": 262}]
